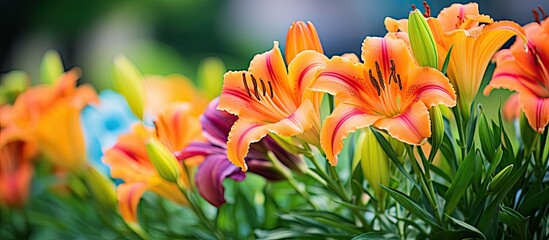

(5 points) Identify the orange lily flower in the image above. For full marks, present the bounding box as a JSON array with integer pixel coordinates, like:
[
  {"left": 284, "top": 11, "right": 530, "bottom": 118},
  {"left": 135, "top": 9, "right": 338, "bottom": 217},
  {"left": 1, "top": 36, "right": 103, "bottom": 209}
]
[
  {"left": 0, "top": 127, "right": 37, "bottom": 208},
  {"left": 103, "top": 104, "right": 203, "bottom": 222},
  {"left": 385, "top": 3, "right": 526, "bottom": 118},
  {"left": 312, "top": 36, "right": 456, "bottom": 165},
  {"left": 218, "top": 22, "right": 327, "bottom": 171},
  {"left": 426, "top": 3, "right": 526, "bottom": 117},
  {"left": 1, "top": 69, "right": 97, "bottom": 171},
  {"left": 484, "top": 19, "right": 549, "bottom": 133}
]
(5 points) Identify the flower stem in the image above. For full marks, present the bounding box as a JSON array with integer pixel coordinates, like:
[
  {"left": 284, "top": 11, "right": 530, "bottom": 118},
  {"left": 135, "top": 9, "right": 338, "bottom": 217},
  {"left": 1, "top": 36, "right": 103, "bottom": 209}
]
[
  {"left": 407, "top": 145, "right": 442, "bottom": 226},
  {"left": 176, "top": 179, "right": 225, "bottom": 239},
  {"left": 303, "top": 144, "right": 371, "bottom": 231},
  {"left": 267, "top": 151, "right": 320, "bottom": 210}
]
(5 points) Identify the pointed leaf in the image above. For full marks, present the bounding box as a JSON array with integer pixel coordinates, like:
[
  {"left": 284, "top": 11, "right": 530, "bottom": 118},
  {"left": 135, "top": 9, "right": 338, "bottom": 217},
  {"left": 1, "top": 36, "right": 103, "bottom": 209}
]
[
  {"left": 444, "top": 149, "right": 476, "bottom": 215},
  {"left": 381, "top": 185, "right": 441, "bottom": 229},
  {"left": 446, "top": 215, "right": 486, "bottom": 240}
]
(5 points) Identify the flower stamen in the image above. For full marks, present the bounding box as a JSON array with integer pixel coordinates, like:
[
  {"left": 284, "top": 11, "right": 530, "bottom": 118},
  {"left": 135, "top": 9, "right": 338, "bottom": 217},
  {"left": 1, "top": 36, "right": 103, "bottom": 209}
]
[
  {"left": 375, "top": 61, "right": 386, "bottom": 90},
  {"left": 250, "top": 75, "right": 261, "bottom": 100},
  {"left": 422, "top": 1, "right": 431, "bottom": 18},
  {"left": 260, "top": 79, "right": 267, "bottom": 96},
  {"left": 368, "top": 69, "right": 381, "bottom": 96},
  {"left": 242, "top": 73, "right": 252, "bottom": 97}
]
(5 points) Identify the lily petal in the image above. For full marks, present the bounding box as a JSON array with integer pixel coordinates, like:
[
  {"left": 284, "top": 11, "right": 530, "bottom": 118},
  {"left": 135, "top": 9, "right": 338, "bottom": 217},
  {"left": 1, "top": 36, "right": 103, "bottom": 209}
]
[
  {"left": 219, "top": 71, "right": 287, "bottom": 122},
  {"left": 403, "top": 67, "right": 456, "bottom": 108},
  {"left": 287, "top": 50, "right": 328, "bottom": 105},
  {"left": 312, "top": 56, "right": 377, "bottom": 107},
  {"left": 34, "top": 100, "right": 86, "bottom": 171},
  {"left": 226, "top": 120, "right": 270, "bottom": 171},
  {"left": 519, "top": 92, "right": 549, "bottom": 133},
  {"left": 249, "top": 41, "right": 291, "bottom": 101},
  {"left": 320, "top": 103, "right": 382, "bottom": 165},
  {"left": 436, "top": 3, "right": 481, "bottom": 31},
  {"left": 154, "top": 103, "right": 203, "bottom": 152},
  {"left": 195, "top": 155, "right": 245, "bottom": 207},
  {"left": 503, "top": 94, "right": 521, "bottom": 122},
  {"left": 117, "top": 182, "right": 148, "bottom": 223},
  {"left": 374, "top": 101, "right": 431, "bottom": 145},
  {"left": 268, "top": 99, "right": 316, "bottom": 138},
  {"left": 384, "top": 17, "right": 408, "bottom": 33}
]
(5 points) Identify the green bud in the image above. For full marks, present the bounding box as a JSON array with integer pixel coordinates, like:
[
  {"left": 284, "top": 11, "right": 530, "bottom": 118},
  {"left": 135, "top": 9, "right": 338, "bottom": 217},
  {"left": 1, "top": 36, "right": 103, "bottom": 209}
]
[
  {"left": 388, "top": 134, "right": 406, "bottom": 160},
  {"left": 428, "top": 106, "right": 444, "bottom": 162},
  {"left": 112, "top": 55, "right": 145, "bottom": 120},
  {"left": 357, "top": 127, "right": 391, "bottom": 210},
  {"left": 145, "top": 138, "right": 180, "bottom": 183},
  {"left": 487, "top": 164, "right": 513, "bottom": 192},
  {"left": 408, "top": 9, "right": 438, "bottom": 68},
  {"left": 197, "top": 57, "right": 226, "bottom": 99},
  {"left": 0, "top": 71, "right": 31, "bottom": 104},
  {"left": 83, "top": 166, "right": 117, "bottom": 210},
  {"left": 40, "top": 50, "right": 65, "bottom": 85}
]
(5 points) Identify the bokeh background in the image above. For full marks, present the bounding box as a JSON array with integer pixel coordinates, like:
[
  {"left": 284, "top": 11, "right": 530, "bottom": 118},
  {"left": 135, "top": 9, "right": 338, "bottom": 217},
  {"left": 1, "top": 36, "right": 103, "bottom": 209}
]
[{"left": 1, "top": 0, "right": 547, "bottom": 92}]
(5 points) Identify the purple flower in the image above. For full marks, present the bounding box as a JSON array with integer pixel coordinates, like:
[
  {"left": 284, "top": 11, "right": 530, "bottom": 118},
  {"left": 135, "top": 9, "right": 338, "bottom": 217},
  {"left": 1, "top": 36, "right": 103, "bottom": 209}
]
[{"left": 178, "top": 98, "right": 304, "bottom": 207}]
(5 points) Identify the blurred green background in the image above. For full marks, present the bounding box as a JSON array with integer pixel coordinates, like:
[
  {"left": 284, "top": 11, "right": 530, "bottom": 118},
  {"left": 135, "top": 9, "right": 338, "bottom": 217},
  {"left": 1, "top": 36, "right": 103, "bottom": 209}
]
[{"left": 1, "top": 0, "right": 547, "bottom": 95}]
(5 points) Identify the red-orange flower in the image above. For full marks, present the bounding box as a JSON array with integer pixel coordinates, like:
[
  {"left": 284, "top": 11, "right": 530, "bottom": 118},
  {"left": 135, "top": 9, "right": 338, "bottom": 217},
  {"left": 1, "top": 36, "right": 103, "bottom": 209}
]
[
  {"left": 312, "top": 36, "right": 456, "bottom": 165},
  {"left": 103, "top": 104, "right": 203, "bottom": 222},
  {"left": 0, "top": 69, "right": 97, "bottom": 171},
  {"left": 0, "top": 128, "right": 37, "bottom": 208},
  {"left": 484, "top": 19, "right": 549, "bottom": 133},
  {"left": 385, "top": 3, "right": 526, "bottom": 118},
  {"left": 218, "top": 22, "right": 327, "bottom": 171}
]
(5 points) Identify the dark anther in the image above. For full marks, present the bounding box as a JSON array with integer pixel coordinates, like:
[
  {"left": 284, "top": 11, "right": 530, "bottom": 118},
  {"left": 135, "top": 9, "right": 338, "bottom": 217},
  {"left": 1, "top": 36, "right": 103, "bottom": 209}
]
[
  {"left": 268, "top": 81, "right": 274, "bottom": 98},
  {"left": 423, "top": 1, "right": 431, "bottom": 18},
  {"left": 389, "top": 60, "right": 397, "bottom": 84},
  {"left": 533, "top": 8, "right": 540, "bottom": 23},
  {"left": 375, "top": 61, "right": 385, "bottom": 90},
  {"left": 369, "top": 69, "right": 381, "bottom": 96},
  {"left": 411, "top": 4, "right": 416, "bottom": 11},
  {"left": 397, "top": 74, "right": 403, "bottom": 90},
  {"left": 539, "top": 6, "right": 547, "bottom": 19},
  {"left": 242, "top": 73, "right": 251, "bottom": 97},
  {"left": 250, "top": 75, "right": 261, "bottom": 100},
  {"left": 260, "top": 79, "right": 267, "bottom": 96}
]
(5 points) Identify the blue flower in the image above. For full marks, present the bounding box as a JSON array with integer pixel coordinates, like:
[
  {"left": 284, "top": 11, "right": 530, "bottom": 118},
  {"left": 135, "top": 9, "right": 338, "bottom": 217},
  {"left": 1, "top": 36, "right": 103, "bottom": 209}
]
[{"left": 81, "top": 90, "right": 138, "bottom": 175}]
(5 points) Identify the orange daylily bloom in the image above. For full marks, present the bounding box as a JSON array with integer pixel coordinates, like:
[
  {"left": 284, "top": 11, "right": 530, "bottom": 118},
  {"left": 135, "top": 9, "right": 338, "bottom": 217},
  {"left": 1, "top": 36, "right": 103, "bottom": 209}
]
[
  {"left": 312, "top": 36, "right": 456, "bottom": 165},
  {"left": 1, "top": 69, "right": 97, "bottom": 171},
  {"left": 426, "top": 3, "right": 526, "bottom": 117},
  {"left": 0, "top": 128, "right": 37, "bottom": 208},
  {"left": 218, "top": 42, "right": 327, "bottom": 171},
  {"left": 484, "top": 19, "right": 549, "bottom": 133},
  {"left": 385, "top": 3, "right": 526, "bottom": 117},
  {"left": 103, "top": 104, "right": 203, "bottom": 222},
  {"left": 219, "top": 23, "right": 329, "bottom": 172},
  {"left": 285, "top": 21, "right": 324, "bottom": 63}
]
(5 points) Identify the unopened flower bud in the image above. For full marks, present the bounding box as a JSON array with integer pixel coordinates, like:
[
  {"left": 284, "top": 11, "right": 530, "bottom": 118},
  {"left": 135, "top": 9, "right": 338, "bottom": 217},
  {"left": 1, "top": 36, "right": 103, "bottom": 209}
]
[
  {"left": 285, "top": 21, "right": 324, "bottom": 63},
  {"left": 83, "top": 166, "right": 117, "bottom": 210},
  {"left": 429, "top": 106, "right": 444, "bottom": 161},
  {"left": 408, "top": 9, "right": 438, "bottom": 68},
  {"left": 40, "top": 50, "right": 64, "bottom": 85},
  {"left": 356, "top": 127, "right": 391, "bottom": 210},
  {"left": 488, "top": 164, "right": 513, "bottom": 192},
  {"left": 112, "top": 55, "right": 145, "bottom": 120},
  {"left": 197, "top": 57, "right": 226, "bottom": 100},
  {"left": 145, "top": 138, "right": 180, "bottom": 183}
]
